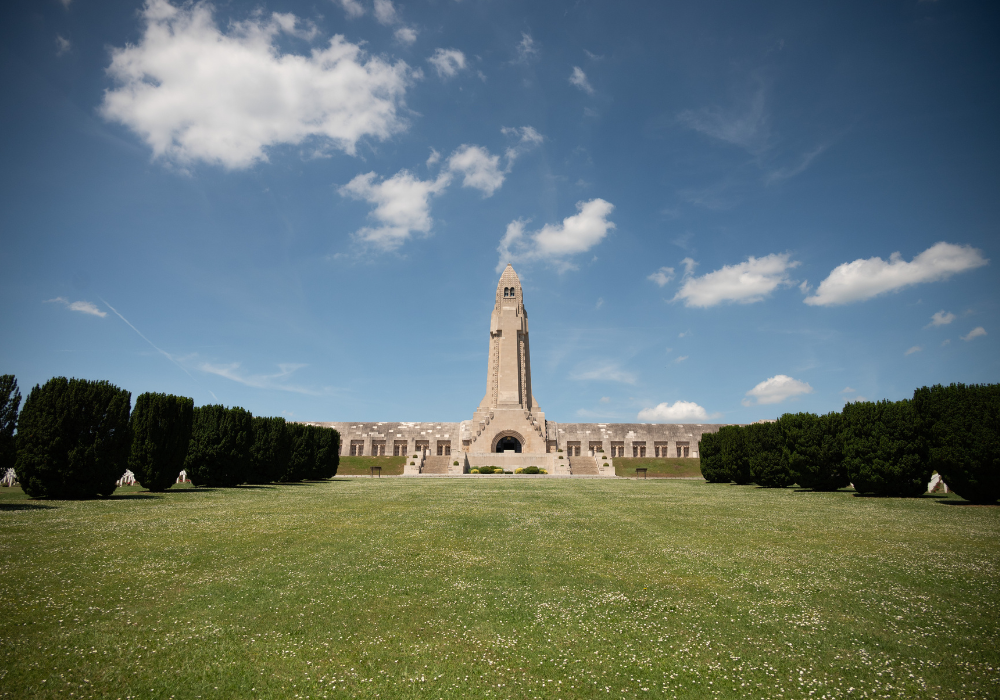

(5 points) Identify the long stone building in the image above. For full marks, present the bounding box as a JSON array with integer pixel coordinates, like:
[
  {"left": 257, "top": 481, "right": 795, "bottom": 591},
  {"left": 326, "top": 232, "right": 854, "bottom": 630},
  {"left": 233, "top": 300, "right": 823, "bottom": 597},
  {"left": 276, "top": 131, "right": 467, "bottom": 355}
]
[{"left": 309, "top": 265, "right": 727, "bottom": 475}]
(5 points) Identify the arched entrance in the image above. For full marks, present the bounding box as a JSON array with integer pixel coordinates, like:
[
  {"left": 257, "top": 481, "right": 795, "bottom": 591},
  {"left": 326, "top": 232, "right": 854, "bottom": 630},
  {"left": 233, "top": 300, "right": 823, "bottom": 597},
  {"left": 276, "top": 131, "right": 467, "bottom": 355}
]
[{"left": 492, "top": 431, "right": 525, "bottom": 453}]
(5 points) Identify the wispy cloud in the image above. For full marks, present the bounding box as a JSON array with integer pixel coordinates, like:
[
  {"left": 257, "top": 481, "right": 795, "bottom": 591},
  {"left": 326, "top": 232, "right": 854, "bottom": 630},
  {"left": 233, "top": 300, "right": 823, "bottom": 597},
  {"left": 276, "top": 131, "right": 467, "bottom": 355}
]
[
  {"left": 678, "top": 89, "right": 769, "bottom": 154},
  {"left": 673, "top": 253, "right": 799, "bottom": 307},
  {"left": 569, "top": 361, "right": 636, "bottom": 385},
  {"left": 675, "top": 355, "right": 688, "bottom": 363},
  {"left": 648, "top": 266, "right": 675, "bottom": 287},
  {"left": 962, "top": 327, "right": 986, "bottom": 341},
  {"left": 513, "top": 32, "right": 538, "bottom": 64},
  {"left": 199, "top": 362, "right": 323, "bottom": 394},
  {"left": 99, "top": 297, "right": 196, "bottom": 379},
  {"left": 428, "top": 48, "right": 466, "bottom": 78},
  {"left": 335, "top": 0, "right": 365, "bottom": 18},
  {"left": 45, "top": 296, "right": 107, "bottom": 317},
  {"left": 339, "top": 169, "right": 451, "bottom": 250},
  {"left": 498, "top": 199, "right": 615, "bottom": 272},
  {"left": 905, "top": 346, "right": 922, "bottom": 356},
  {"left": 569, "top": 66, "right": 594, "bottom": 95},
  {"left": 805, "top": 242, "right": 988, "bottom": 306},
  {"left": 56, "top": 35, "right": 71, "bottom": 56},
  {"left": 638, "top": 400, "right": 716, "bottom": 422},
  {"left": 742, "top": 374, "right": 813, "bottom": 406},
  {"left": 926, "top": 310, "right": 956, "bottom": 327},
  {"left": 766, "top": 145, "right": 827, "bottom": 184}
]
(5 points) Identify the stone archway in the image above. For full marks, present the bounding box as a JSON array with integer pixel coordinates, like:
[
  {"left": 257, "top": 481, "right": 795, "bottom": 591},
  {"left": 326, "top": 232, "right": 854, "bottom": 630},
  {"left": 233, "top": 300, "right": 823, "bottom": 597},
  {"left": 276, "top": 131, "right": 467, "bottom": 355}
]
[{"left": 492, "top": 430, "right": 525, "bottom": 453}]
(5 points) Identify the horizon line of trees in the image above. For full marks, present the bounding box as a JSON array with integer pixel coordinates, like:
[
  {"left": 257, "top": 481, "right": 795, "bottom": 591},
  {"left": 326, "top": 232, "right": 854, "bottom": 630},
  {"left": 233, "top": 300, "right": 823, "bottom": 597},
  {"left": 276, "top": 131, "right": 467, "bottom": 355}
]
[
  {"left": 0, "top": 374, "right": 339, "bottom": 499},
  {"left": 698, "top": 383, "right": 999, "bottom": 504}
]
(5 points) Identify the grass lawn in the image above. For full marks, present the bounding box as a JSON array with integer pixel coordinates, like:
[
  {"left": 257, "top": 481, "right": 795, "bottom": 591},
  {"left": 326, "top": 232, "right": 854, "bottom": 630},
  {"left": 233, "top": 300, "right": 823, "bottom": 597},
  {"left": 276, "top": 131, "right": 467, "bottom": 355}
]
[
  {"left": 336, "top": 456, "right": 406, "bottom": 476},
  {"left": 614, "top": 458, "right": 702, "bottom": 478},
  {"left": 1, "top": 479, "right": 998, "bottom": 699}
]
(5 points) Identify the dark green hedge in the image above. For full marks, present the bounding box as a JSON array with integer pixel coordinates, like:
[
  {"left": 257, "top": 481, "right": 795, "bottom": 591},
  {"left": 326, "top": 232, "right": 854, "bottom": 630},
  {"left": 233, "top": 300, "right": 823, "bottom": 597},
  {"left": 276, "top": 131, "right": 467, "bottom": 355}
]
[
  {"left": 782, "top": 412, "right": 849, "bottom": 491},
  {"left": 843, "top": 399, "right": 930, "bottom": 497},
  {"left": 914, "top": 383, "right": 1000, "bottom": 504},
  {"left": 129, "top": 392, "right": 193, "bottom": 492},
  {"left": 748, "top": 421, "right": 792, "bottom": 488},
  {"left": 249, "top": 416, "right": 292, "bottom": 484},
  {"left": 719, "top": 425, "right": 753, "bottom": 485},
  {"left": 15, "top": 377, "right": 131, "bottom": 499},
  {"left": 185, "top": 405, "right": 253, "bottom": 487},
  {"left": 698, "top": 430, "right": 729, "bottom": 483},
  {"left": 0, "top": 375, "right": 20, "bottom": 475}
]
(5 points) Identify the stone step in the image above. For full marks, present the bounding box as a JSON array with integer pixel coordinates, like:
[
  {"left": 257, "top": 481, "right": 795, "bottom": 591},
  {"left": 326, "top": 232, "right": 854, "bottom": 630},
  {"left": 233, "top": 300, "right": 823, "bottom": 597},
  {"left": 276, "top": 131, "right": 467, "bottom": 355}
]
[
  {"left": 568, "top": 456, "right": 599, "bottom": 475},
  {"left": 421, "top": 455, "right": 454, "bottom": 475}
]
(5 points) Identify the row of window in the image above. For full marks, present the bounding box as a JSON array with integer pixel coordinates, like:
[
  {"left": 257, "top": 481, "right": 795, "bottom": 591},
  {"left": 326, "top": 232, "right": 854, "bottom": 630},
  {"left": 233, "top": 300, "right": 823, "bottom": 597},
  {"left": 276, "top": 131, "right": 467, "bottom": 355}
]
[
  {"left": 348, "top": 440, "right": 451, "bottom": 456},
  {"left": 547, "top": 441, "right": 691, "bottom": 458},
  {"left": 503, "top": 287, "right": 517, "bottom": 297}
]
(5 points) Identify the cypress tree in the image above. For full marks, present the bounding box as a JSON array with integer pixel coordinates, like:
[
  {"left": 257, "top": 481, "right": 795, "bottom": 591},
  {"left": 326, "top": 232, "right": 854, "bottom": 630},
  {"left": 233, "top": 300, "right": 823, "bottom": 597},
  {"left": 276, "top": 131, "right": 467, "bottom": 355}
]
[
  {"left": 0, "top": 375, "right": 20, "bottom": 475},
  {"left": 843, "top": 399, "right": 930, "bottom": 497},
  {"left": 184, "top": 405, "right": 253, "bottom": 487},
  {"left": 913, "top": 383, "right": 1000, "bottom": 504},
  {"left": 282, "top": 422, "right": 316, "bottom": 482},
  {"left": 699, "top": 430, "right": 730, "bottom": 483},
  {"left": 15, "top": 377, "right": 131, "bottom": 498},
  {"left": 248, "top": 416, "right": 292, "bottom": 484},
  {"left": 748, "top": 421, "right": 792, "bottom": 488},
  {"left": 782, "top": 412, "right": 849, "bottom": 491},
  {"left": 312, "top": 426, "right": 340, "bottom": 479},
  {"left": 719, "top": 425, "right": 753, "bottom": 485},
  {"left": 129, "top": 392, "right": 194, "bottom": 492}
]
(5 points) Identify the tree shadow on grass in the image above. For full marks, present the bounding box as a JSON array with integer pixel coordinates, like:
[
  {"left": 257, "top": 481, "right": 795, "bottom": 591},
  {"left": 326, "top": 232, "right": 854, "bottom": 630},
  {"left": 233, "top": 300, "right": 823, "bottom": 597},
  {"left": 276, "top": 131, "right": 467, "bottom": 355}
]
[
  {"left": 0, "top": 502, "right": 56, "bottom": 511},
  {"left": 104, "top": 493, "right": 159, "bottom": 501},
  {"left": 232, "top": 485, "right": 276, "bottom": 490},
  {"left": 160, "top": 487, "right": 216, "bottom": 494}
]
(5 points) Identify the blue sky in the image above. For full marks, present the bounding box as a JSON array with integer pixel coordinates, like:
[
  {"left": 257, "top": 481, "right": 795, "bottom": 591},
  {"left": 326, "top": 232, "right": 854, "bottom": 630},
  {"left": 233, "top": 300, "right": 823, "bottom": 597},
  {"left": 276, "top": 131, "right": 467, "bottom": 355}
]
[{"left": 1, "top": 0, "right": 997, "bottom": 424}]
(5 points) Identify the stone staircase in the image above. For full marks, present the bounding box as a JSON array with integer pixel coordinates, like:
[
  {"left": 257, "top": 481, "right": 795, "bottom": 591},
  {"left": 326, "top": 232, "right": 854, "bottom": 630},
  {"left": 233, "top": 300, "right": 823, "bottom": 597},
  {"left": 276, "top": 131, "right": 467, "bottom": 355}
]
[
  {"left": 421, "top": 455, "right": 455, "bottom": 475},
  {"left": 568, "top": 454, "right": 599, "bottom": 475}
]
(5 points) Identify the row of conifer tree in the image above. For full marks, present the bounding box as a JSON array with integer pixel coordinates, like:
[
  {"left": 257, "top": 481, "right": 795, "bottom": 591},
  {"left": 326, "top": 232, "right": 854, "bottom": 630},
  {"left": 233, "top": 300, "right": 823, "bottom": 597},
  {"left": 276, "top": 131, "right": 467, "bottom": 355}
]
[
  {"left": 697, "top": 383, "right": 999, "bottom": 504},
  {"left": 0, "top": 375, "right": 340, "bottom": 499}
]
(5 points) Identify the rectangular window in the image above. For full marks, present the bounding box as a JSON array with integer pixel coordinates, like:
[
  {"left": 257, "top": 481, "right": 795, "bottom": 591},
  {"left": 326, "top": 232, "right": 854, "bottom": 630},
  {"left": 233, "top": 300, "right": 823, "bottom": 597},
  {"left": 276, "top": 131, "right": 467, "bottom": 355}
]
[
  {"left": 676, "top": 441, "right": 690, "bottom": 458},
  {"left": 567, "top": 441, "right": 581, "bottom": 456},
  {"left": 589, "top": 441, "right": 603, "bottom": 453},
  {"left": 437, "top": 440, "right": 451, "bottom": 456},
  {"left": 633, "top": 442, "right": 646, "bottom": 458},
  {"left": 350, "top": 440, "right": 364, "bottom": 456},
  {"left": 393, "top": 441, "right": 407, "bottom": 456},
  {"left": 654, "top": 442, "right": 669, "bottom": 458},
  {"left": 371, "top": 441, "right": 386, "bottom": 456},
  {"left": 415, "top": 440, "right": 430, "bottom": 455},
  {"left": 611, "top": 442, "right": 624, "bottom": 458}
]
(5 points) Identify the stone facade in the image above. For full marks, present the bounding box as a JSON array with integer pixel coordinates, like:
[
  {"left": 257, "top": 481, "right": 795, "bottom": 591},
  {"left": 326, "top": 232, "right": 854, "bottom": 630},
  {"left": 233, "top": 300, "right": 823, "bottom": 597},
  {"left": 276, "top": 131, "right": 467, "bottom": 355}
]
[{"left": 307, "top": 265, "right": 728, "bottom": 475}]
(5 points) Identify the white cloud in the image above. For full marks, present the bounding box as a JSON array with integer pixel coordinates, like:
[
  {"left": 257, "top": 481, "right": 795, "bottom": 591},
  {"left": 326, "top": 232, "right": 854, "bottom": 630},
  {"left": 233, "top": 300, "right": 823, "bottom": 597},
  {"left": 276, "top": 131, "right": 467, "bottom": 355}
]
[
  {"left": 56, "top": 35, "right": 71, "bottom": 56},
  {"left": 569, "top": 66, "right": 594, "bottom": 95},
  {"left": 673, "top": 253, "right": 799, "bottom": 307},
  {"left": 514, "top": 32, "right": 538, "bottom": 63},
  {"left": 675, "top": 356, "right": 688, "bottom": 363},
  {"left": 497, "top": 199, "right": 615, "bottom": 271},
  {"left": 804, "top": 242, "right": 988, "bottom": 306},
  {"left": 905, "top": 346, "right": 922, "bottom": 356},
  {"left": 742, "top": 374, "right": 813, "bottom": 406},
  {"left": 680, "top": 257, "right": 697, "bottom": 276},
  {"left": 373, "top": 0, "right": 398, "bottom": 25},
  {"left": 648, "top": 266, "right": 675, "bottom": 287},
  {"left": 339, "top": 169, "right": 451, "bottom": 250},
  {"left": 426, "top": 148, "right": 440, "bottom": 166},
  {"left": 927, "top": 310, "right": 956, "bottom": 327},
  {"left": 394, "top": 27, "right": 418, "bottom": 45},
  {"left": 428, "top": 48, "right": 466, "bottom": 78},
  {"left": 677, "top": 89, "right": 769, "bottom": 154},
  {"left": 200, "top": 362, "right": 322, "bottom": 395},
  {"left": 569, "top": 361, "right": 635, "bottom": 385},
  {"left": 501, "top": 125, "right": 543, "bottom": 161},
  {"left": 637, "top": 400, "right": 712, "bottom": 422},
  {"left": 766, "top": 145, "right": 827, "bottom": 184},
  {"left": 841, "top": 386, "right": 856, "bottom": 394},
  {"left": 600, "top": 396, "right": 610, "bottom": 403},
  {"left": 447, "top": 145, "right": 504, "bottom": 196},
  {"left": 45, "top": 297, "right": 107, "bottom": 317},
  {"left": 101, "top": 0, "right": 412, "bottom": 169},
  {"left": 962, "top": 327, "right": 987, "bottom": 341},
  {"left": 335, "top": 0, "right": 365, "bottom": 19},
  {"left": 942, "top": 339, "right": 951, "bottom": 346}
]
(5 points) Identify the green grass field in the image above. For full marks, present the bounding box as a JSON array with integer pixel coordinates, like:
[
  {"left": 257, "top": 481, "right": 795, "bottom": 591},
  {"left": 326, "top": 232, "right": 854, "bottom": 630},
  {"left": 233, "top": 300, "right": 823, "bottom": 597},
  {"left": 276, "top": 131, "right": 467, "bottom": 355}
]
[
  {"left": 614, "top": 458, "right": 702, "bottom": 478},
  {"left": 1, "top": 479, "right": 998, "bottom": 699},
  {"left": 336, "top": 456, "right": 406, "bottom": 476}
]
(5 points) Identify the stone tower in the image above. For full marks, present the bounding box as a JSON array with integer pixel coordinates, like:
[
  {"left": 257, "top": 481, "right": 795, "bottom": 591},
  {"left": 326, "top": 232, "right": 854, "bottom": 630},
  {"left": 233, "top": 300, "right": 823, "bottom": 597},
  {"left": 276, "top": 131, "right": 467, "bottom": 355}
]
[{"left": 467, "top": 264, "right": 547, "bottom": 455}]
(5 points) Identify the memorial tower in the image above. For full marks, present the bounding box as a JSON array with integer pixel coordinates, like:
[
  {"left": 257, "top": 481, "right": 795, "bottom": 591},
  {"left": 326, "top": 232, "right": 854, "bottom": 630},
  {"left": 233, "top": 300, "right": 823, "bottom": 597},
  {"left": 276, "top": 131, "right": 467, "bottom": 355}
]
[{"left": 467, "top": 264, "right": 547, "bottom": 455}]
